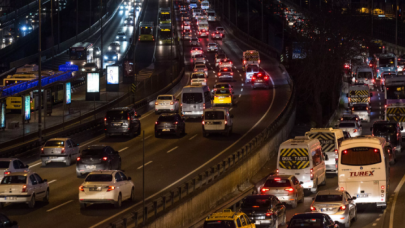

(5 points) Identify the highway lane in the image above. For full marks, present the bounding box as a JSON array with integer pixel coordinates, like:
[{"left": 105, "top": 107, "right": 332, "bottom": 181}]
[{"left": 1, "top": 4, "right": 291, "bottom": 228}]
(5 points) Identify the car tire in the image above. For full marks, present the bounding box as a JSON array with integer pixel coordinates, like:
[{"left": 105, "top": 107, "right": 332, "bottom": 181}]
[
  {"left": 65, "top": 156, "right": 71, "bottom": 166},
  {"left": 80, "top": 203, "right": 87, "bottom": 209},
  {"left": 115, "top": 193, "right": 122, "bottom": 208},
  {"left": 28, "top": 194, "right": 35, "bottom": 208},
  {"left": 43, "top": 189, "right": 49, "bottom": 203},
  {"left": 311, "top": 180, "right": 318, "bottom": 194},
  {"left": 131, "top": 188, "right": 136, "bottom": 201},
  {"left": 41, "top": 160, "right": 47, "bottom": 167}
]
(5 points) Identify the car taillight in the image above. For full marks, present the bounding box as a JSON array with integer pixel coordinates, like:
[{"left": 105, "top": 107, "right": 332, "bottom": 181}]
[
  {"left": 339, "top": 205, "right": 346, "bottom": 211},
  {"left": 41, "top": 148, "right": 44, "bottom": 154},
  {"left": 353, "top": 129, "right": 357, "bottom": 133},
  {"left": 218, "top": 73, "right": 221, "bottom": 76},
  {"left": 79, "top": 186, "right": 84, "bottom": 192},
  {"left": 258, "top": 60, "right": 261, "bottom": 64},
  {"left": 77, "top": 157, "right": 81, "bottom": 161},
  {"left": 174, "top": 122, "right": 178, "bottom": 125},
  {"left": 103, "top": 157, "right": 108, "bottom": 161},
  {"left": 225, "top": 120, "right": 228, "bottom": 125},
  {"left": 310, "top": 168, "right": 313, "bottom": 180},
  {"left": 310, "top": 206, "right": 316, "bottom": 211},
  {"left": 264, "top": 76, "right": 269, "bottom": 80},
  {"left": 265, "top": 212, "right": 272, "bottom": 216},
  {"left": 202, "top": 121, "right": 205, "bottom": 125},
  {"left": 22, "top": 185, "right": 27, "bottom": 192},
  {"left": 252, "top": 76, "right": 256, "bottom": 81},
  {"left": 276, "top": 169, "right": 279, "bottom": 173},
  {"left": 4, "top": 171, "right": 10, "bottom": 175},
  {"left": 285, "top": 187, "right": 294, "bottom": 192},
  {"left": 170, "top": 101, "right": 174, "bottom": 105},
  {"left": 155, "top": 102, "right": 158, "bottom": 105},
  {"left": 61, "top": 148, "right": 65, "bottom": 154},
  {"left": 372, "top": 79, "right": 375, "bottom": 83},
  {"left": 104, "top": 118, "right": 107, "bottom": 121},
  {"left": 381, "top": 185, "right": 385, "bottom": 189},
  {"left": 243, "top": 60, "right": 246, "bottom": 64},
  {"left": 261, "top": 188, "right": 269, "bottom": 193},
  {"left": 203, "top": 103, "right": 205, "bottom": 109},
  {"left": 107, "top": 186, "right": 115, "bottom": 192}
]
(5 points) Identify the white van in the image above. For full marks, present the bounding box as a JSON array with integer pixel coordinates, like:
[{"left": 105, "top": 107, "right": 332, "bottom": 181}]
[
  {"left": 181, "top": 85, "right": 212, "bottom": 118},
  {"left": 207, "top": 10, "right": 216, "bottom": 22},
  {"left": 277, "top": 136, "right": 327, "bottom": 193},
  {"left": 305, "top": 128, "right": 344, "bottom": 174},
  {"left": 356, "top": 66, "right": 375, "bottom": 89},
  {"left": 338, "top": 136, "right": 390, "bottom": 207}
]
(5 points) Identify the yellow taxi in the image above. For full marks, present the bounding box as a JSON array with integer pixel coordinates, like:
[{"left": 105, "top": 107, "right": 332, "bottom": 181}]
[
  {"left": 213, "top": 89, "right": 233, "bottom": 106},
  {"left": 204, "top": 209, "right": 256, "bottom": 228}
]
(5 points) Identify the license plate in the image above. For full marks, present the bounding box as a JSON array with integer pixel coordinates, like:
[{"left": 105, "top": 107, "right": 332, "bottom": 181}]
[
  {"left": 162, "top": 129, "right": 170, "bottom": 131},
  {"left": 49, "top": 156, "right": 57, "bottom": 159},
  {"left": 113, "top": 123, "right": 121, "bottom": 126},
  {"left": 86, "top": 165, "right": 96, "bottom": 170},
  {"left": 5, "top": 197, "right": 16, "bottom": 200},
  {"left": 255, "top": 221, "right": 260, "bottom": 225},
  {"left": 357, "top": 193, "right": 369, "bottom": 198},
  {"left": 257, "top": 80, "right": 263, "bottom": 82},
  {"left": 89, "top": 187, "right": 101, "bottom": 191}
]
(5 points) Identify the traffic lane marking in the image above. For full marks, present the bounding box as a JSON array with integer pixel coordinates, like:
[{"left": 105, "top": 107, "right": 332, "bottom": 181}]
[
  {"left": 48, "top": 179, "right": 57, "bottom": 184},
  {"left": 118, "top": 147, "right": 128, "bottom": 152},
  {"left": 137, "top": 161, "right": 153, "bottom": 169},
  {"left": 47, "top": 200, "right": 74, "bottom": 212},
  {"left": 189, "top": 134, "right": 198, "bottom": 140},
  {"left": 389, "top": 174, "right": 405, "bottom": 228},
  {"left": 167, "top": 146, "right": 178, "bottom": 153}
]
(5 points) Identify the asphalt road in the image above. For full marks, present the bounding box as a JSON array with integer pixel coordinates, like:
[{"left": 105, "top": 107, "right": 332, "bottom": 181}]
[{"left": 0, "top": 1, "right": 291, "bottom": 228}]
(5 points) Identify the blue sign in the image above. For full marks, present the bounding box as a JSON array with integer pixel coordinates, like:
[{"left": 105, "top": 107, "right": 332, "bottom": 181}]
[
  {"left": 66, "top": 82, "right": 71, "bottom": 104},
  {"left": 59, "top": 62, "right": 79, "bottom": 72}
]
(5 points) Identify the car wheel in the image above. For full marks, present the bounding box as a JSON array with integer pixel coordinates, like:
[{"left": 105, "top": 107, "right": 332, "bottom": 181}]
[
  {"left": 43, "top": 189, "right": 49, "bottom": 203},
  {"left": 76, "top": 171, "right": 82, "bottom": 178},
  {"left": 41, "top": 160, "right": 47, "bottom": 167},
  {"left": 131, "top": 188, "right": 136, "bottom": 201},
  {"left": 65, "top": 155, "right": 71, "bottom": 166},
  {"left": 28, "top": 194, "right": 35, "bottom": 208},
  {"left": 80, "top": 203, "right": 87, "bottom": 209},
  {"left": 311, "top": 179, "right": 318, "bottom": 194},
  {"left": 115, "top": 193, "right": 122, "bottom": 208},
  {"left": 291, "top": 200, "right": 297, "bottom": 208}
]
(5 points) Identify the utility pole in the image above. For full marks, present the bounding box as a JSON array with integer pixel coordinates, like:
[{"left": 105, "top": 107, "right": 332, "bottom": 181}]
[{"left": 38, "top": 0, "right": 42, "bottom": 142}]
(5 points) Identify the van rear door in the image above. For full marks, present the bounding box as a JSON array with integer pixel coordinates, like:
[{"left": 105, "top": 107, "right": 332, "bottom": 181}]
[
  {"left": 182, "top": 92, "right": 204, "bottom": 115},
  {"left": 305, "top": 132, "right": 336, "bottom": 172},
  {"left": 278, "top": 148, "right": 310, "bottom": 182}
]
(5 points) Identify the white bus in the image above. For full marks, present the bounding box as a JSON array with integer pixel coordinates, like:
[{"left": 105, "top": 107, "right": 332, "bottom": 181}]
[
  {"left": 69, "top": 42, "right": 94, "bottom": 67},
  {"left": 338, "top": 136, "right": 390, "bottom": 207}
]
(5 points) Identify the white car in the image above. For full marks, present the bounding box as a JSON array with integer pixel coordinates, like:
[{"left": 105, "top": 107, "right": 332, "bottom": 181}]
[
  {"left": 207, "top": 43, "right": 218, "bottom": 52},
  {"left": 193, "top": 54, "right": 206, "bottom": 64},
  {"left": 155, "top": 94, "right": 179, "bottom": 114},
  {"left": 338, "top": 121, "right": 362, "bottom": 137},
  {"left": 0, "top": 158, "right": 29, "bottom": 182},
  {"left": 216, "top": 27, "right": 225, "bottom": 37},
  {"left": 41, "top": 138, "right": 80, "bottom": 166},
  {"left": 211, "top": 30, "right": 222, "bottom": 39},
  {"left": 215, "top": 53, "right": 227, "bottom": 67},
  {"left": 201, "top": 0, "right": 209, "bottom": 10},
  {"left": 108, "top": 42, "right": 121, "bottom": 53},
  {"left": 194, "top": 63, "right": 208, "bottom": 76},
  {"left": 190, "top": 38, "right": 200, "bottom": 46},
  {"left": 190, "top": 72, "right": 207, "bottom": 86},
  {"left": 340, "top": 114, "right": 361, "bottom": 126},
  {"left": 351, "top": 104, "right": 370, "bottom": 123},
  {"left": 183, "top": 32, "right": 192, "bottom": 40},
  {"left": 81, "top": 63, "right": 98, "bottom": 73},
  {"left": 182, "top": 20, "right": 191, "bottom": 30},
  {"left": 0, "top": 172, "right": 49, "bottom": 208},
  {"left": 191, "top": 47, "right": 203, "bottom": 57},
  {"left": 310, "top": 190, "right": 357, "bottom": 228},
  {"left": 202, "top": 107, "right": 233, "bottom": 137},
  {"left": 79, "top": 170, "right": 135, "bottom": 208},
  {"left": 218, "top": 58, "right": 233, "bottom": 69}
]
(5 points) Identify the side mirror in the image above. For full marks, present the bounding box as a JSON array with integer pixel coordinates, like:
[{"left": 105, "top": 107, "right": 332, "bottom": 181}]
[
  {"left": 351, "top": 196, "right": 357, "bottom": 200},
  {"left": 128, "top": 177, "right": 132, "bottom": 180},
  {"left": 43, "top": 179, "right": 48, "bottom": 182}
]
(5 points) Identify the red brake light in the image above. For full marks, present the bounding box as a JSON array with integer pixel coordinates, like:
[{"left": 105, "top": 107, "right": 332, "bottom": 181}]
[
  {"left": 61, "top": 148, "right": 65, "bottom": 154},
  {"left": 353, "top": 129, "right": 357, "bottom": 133},
  {"left": 174, "top": 121, "right": 178, "bottom": 125},
  {"left": 104, "top": 118, "right": 107, "bottom": 121},
  {"left": 202, "top": 121, "right": 205, "bottom": 125},
  {"left": 310, "top": 206, "right": 316, "bottom": 211},
  {"left": 374, "top": 149, "right": 379, "bottom": 153},
  {"left": 335, "top": 149, "right": 338, "bottom": 155},
  {"left": 102, "top": 157, "right": 108, "bottom": 161},
  {"left": 252, "top": 76, "right": 256, "bottom": 81},
  {"left": 265, "top": 213, "right": 272, "bottom": 216},
  {"left": 274, "top": 178, "right": 281, "bottom": 181},
  {"left": 343, "top": 150, "right": 348, "bottom": 154},
  {"left": 22, "top": 185, "right": 27, "bottom": 192},
  {"left": 170, "top": 101, "right": 174, "bottom": 105},
  {"left": 79, "top": 186, "right": 84, "bottom": 192},
  {"left": 258, "top": 73, "right": 262, "bottom": 76},
  {"left": 4, "top": 171, "right": 10, "bottom": 175},
  {"left": 285, "top": 187, "right": 294, "bottom": 192},
  {"left": 41, "top": 148, "right": 44, "bottom": 154},
  {"left": 276, "top": 169, "right": 279, "bottom": 173},
  {"left": 252, "top": 206, "right": 259, "bottom": 208},
  {"left": 264, "top": 76, "right": 269, "bottom": 80},
  {"left": 77, "top": 157, "right": 81, "bottom": 161},
  {"left": 155, "top": 102, "right": 158, "bottom": 105},
  {"left": 107, "top": 186, "right": 115, "bottom": 192},
  {"left": 381, "top": 185, "right": 385, "bottom": 189},
  {"left": 261, "top": 188, "right": 269, "bottom": 193},
  {"left": 310, "top": 168, "right": 314, "bottom": 180},
  {"left": 340, "top": 205, "right": 346, "bottom": 211}
]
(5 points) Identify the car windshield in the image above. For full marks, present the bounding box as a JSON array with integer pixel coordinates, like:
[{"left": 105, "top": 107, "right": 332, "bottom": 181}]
[
  {"left": 373, "top": 124, "right": 396, "bottom": 134},
  {"left": 241, "top": 197, "right": 271, "bottom": 207},
  {"left": 341, "top": 147, "right": 382, "bottom": 166},
  {"left": 45, "top": 140, "right": 64, "bottom": 147},
  {"left": 215, "top": 89, "right": 230, "bottom": 95},
  {"left": 315, "top": 195, "right": 343, "bottom": 202},
  {"left": 357, "top": 72, "right": 372, "bottom": 79},
  {"left": 203, "top": 221, "right": 236, "bottom": 228},
  {"left": 353, "top": 105, "right": 368, "bottom": 111},
  {"left": 106, "top": 110, "right": 128, "bottom": 121},
  {"left": 339, "top": 123, "right": 355, "bottom": 128},
  {"left": 182, "top": 93, "right": 203, "bottom": 104},
  {"left": 215, "top": 84, "right": 230, "bottom": 89},
  {"left": 205, "top": 111, "right": 225, "bottom": 120},
  {"left": 85, "top": 174, "right": 113, "bottom": 182},
  {"left": 1, "top": 175, "right": 26, "bottom": 184},
  {"left": 158, "top": 116, "right": 176, "bottom": 122},
  {"left": 81, "top": 149, "right": 104, "bottom": 157},
  {"left": 289, "top": 218, "right": 323, "bottom": 228},
  {"left": 157, "top": 96, "right": 172, "bottom": 100},
  {"left": 264, "top": 178, "right": 291, "bottom": 187},
  {"left": 0, "top": 162, "right": 9, "bottom": 169}
]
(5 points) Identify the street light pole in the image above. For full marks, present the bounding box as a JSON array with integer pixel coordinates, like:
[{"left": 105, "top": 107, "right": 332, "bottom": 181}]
[
  {"left": 38, "top": 0, "right": 42, "bottom": 142},
  {"left": 76, "top": 0, "right": 78, "bottom": 41}
]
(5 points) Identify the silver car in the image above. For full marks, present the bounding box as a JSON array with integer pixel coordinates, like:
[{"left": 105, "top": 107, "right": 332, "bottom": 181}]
[
  {"left": 190, "top": 37, "right": 200, "bottom": 46},
  {"left": 337, "top": 121, "right": 362, "bottom": 137},
  {"left": 41, "top": 138, "right": 80, "bottom": 166},
  {"left": 0, "top": 159, "right": 29, "bottom": 181},
  {"left": 207, "top": 43, "right": 218, "bottom": 52},
  {"left": 193, "top": 54, "right": 206, "bottom": 64},
  {"left": 310, "top": 190, "right": 357, "bottom": 227},
  {"left": 259, "top": 174, "right": 304, "bottom": 208}
]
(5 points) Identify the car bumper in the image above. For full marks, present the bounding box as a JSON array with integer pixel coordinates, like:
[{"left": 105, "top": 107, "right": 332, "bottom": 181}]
[
  {"left": 252, "top": 219, "right": 272, "bottom": 226},
  {"left": 274, "top": 195, "right": 296, "bottom": 204},
  {"left": 191, "top": 82, "right": 207, "bottom": 86},
  {"left": 105, "top": 128, "right": 132, "bottom": 134},
  {"left": 0, "top": 194, "right": 31, "bottom": 203},
  {"left": 213, "top": 100, "right": 232, "bottom": 105},
  {"left": 79, "top": 192, "right": 116, "bottom": 203},
  {"left": 41, "top": 155, "right": 69, "bottom": 163},
  {"left": 208, "top": 48, "right": 218, "bottom": 51},
  {"left": 301, "top": 180, "right": 316, "bottom": 189},
  {"left": 182, "top": 111, "right": 203, "bottom": 117},
  {"left": 155, "top": 105, "right": 176, "bottom": 112},
  {"left": 252, "top": 82, "right": 271, "bottom": 88},
  {"left": 203, "top": 126, "right": 229, "bottom": 133},
  {"left": 328, "top": 212, "right": 350, "bottom": 224},
  {"left": 218, "top": 76, "right": 233, "bottom": 81}
]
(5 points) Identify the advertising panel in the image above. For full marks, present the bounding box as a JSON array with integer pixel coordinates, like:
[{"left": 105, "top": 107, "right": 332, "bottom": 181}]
[
  {"left": 107, "top": 66, "right": 119, "bottom": 84},
  {"left": 66, "top": 82, "right": 71, "bottom": 104},
  {"left": 0, "top": 103, "right": 5, "bottom": 129},
  {"left": 87, "top": 73, "right": 100, "bottom": 92},
  {"left": 24, "top": 95, "right": 30, "bottom": 121}
]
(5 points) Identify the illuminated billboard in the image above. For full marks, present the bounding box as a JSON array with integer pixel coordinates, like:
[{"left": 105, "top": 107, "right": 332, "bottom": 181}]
[
  {"left": 24, "top": 95, "right": 30, "bottom": 121},
  {"left": 87, "top": 73, "right": 100, "bottom": 92},
  {"left": 66, "top": 82, "right": 71, "bottom": 104},
  {"left": 0, "top": 103, "right": 5, "bottom": 129},
  {"left": 107, "top": 66, "right": 119, "bottom": 84}
]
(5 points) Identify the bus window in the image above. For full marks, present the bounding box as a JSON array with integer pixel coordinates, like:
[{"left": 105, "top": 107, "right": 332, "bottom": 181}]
[{"left": 341, "top": 147, "right": 381, "bottom": 166}]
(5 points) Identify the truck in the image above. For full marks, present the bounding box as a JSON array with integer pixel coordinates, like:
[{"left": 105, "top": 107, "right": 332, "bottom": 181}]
[
  {"left": 242, "top": 50, "right": 260, "bottom": 71},
  {"left": 347, "top": 84, "right": 372, "bottom": 107},
  {"left": 385, "top": 103, "right": 405, "bottom": 137}
]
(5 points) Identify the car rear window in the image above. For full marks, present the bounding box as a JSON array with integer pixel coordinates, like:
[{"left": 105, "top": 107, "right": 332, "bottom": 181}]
[
  {"left": 315, "top": 195, "right": 343, "bottom": 202},
  {"left": 192, "top": 74, "right": 205, "bottom": 78},
  {"left": 217, "top": 28, "right": 224, "bottom": 31},
  {"left": 205, "top": 111, "right": 225, "bottom": 120},
  {"left": 289, "top": 218, "right": 322, "bottom": 228},
  {"left": 45, "top": 140, "right": 64, "bottom": 147},
  {"left": 215, "top": 89, "right": 230, "bottom": 94},
  {"left": 158, "top": 116, "right": 176, "bottom": 122},
  {"left": 0, "top": 162, "right": 9, "bottom": 169},
  {"left": 241, "top": 197, "right": 271, "bottom": 207},
  {"left": 352, "top": 105, "right": 368, "bottom": 111},
  {"left": 264, "top": 178, "right": 291, "bottom": 187},
  {"left": 182, "top": 93, "right": 203, "bottom": 104},
  {"left": 85, "top": 174, "right": 113, "bottom": 182},
  {"left": 203, "top": 221, "right": 236, "bottom": 228},
  {"left": 339, "top": 123, "right": 355, "bottom": 128},
  {"left": 1, "top": 175, "right": 26, "bottom": 184},
  {"left": 357, "top": 72, "right": 372, "bottom": 79},
  {"left": 373, "top": 124, "right": 396, "bottom": 134},
  {"left": 215, "top": 84, "right": 230, "bottom": 89},
  {"left": 106, "top": 110, "right": 128, "bottom": 121},
  {"left": 341, "top": 147, "right": 382, "bottom": 166},
  {"left": 82, "top": 149, "right": 104, "bottom": 157},
  {"left": 158, "top": 96, "right": 172, "bottom": 100}
]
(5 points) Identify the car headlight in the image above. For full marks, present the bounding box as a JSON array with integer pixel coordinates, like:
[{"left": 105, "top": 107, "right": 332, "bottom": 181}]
[
  {"left": 108, "top": 47, "right": 111, "bottom": 50},
  {"left": 116, "top": 36, "right": 119, "bottom": 39},
  {"left": 113, "top": 56, "right": 117, "bottom": 59},
  {"left": 22, "top": 26, "right": 27, "bottom": 31},
  {"left": 120, "top": 6, "right": 123, "bottom": 9},
  {"left": 104, "top": 56, "right": 108, "bottom": 60},
  {"left": 29, "top": 27, "right": 32, "bottom": 30},
  {"left": 116, "top": 47, "right": 120, "bottom": 50},
  {"left": 159, "top": 41, "right": 162, "bottom": 44},
  {"left": 81, "top": 69, "right": 85, "bottom": 71},
  {"left": 92, "top": 68, "right": 96, "bottom": 71},
  {"left": 124, "top": 36, "right": 126, "bottom": 38},
  {"left": 96, "top": 51, "right": 100, "bottom": 55}
]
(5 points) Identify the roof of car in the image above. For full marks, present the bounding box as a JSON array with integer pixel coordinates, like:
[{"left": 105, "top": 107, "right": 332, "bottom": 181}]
[{"left": 316, "top": 190, "right": 344, "bottom": 196}]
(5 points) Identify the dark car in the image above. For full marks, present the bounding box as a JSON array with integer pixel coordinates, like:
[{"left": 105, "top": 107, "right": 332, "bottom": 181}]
[
  {"left": 76, "top": 146, "right": 121, "bottom": 177},
  {"left": 104, "top": 107, "right": 141, "bottom": 138},
  {"left": 240, "top": 195, "right": 286, "bottom": 227},
  {"left": 251, "top": 72, "right": 271, "bottom": 89},
  {"left": 116, "top": 31, "right": 127, "bottom": 41},
  {"left": 155, "top": 113, "right": 186, "bottom": 137},
  {"left": 371, "top": 120, "right": 402, "bottom": 153},
  {"left": 288, "top": 213, "right": 339, "bottom": 228},
  {"left": 0, "top": 213, "right": 18, "bottom": 227}
]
